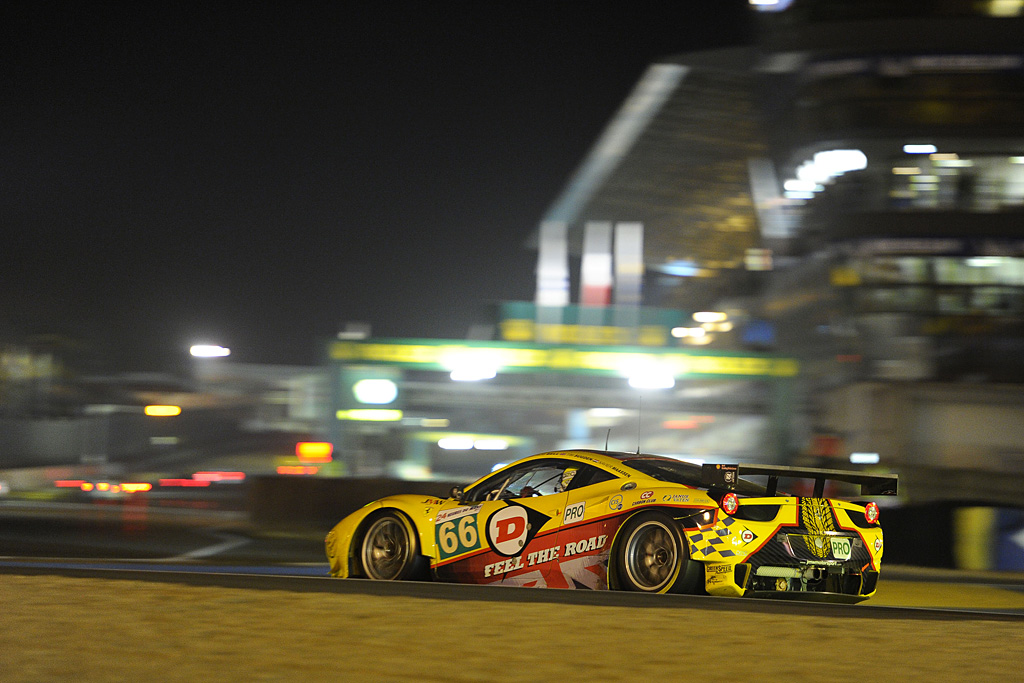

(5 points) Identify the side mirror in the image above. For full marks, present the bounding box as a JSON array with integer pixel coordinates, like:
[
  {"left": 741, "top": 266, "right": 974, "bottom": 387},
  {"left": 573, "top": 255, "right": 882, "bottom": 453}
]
[{"left": 450, "top": 485, "right": 465, "bottom": 502}]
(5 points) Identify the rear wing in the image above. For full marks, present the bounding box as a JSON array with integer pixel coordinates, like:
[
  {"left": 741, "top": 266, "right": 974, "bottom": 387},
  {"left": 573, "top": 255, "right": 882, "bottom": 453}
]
[{"left": 701, "top": 463, "right": 899, "bottom": 498}]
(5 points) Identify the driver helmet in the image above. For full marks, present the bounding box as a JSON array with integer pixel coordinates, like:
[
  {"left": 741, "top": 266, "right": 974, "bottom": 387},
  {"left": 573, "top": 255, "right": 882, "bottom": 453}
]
[{"left": 556, "top": 467, "right": 578, "bottom": 492}]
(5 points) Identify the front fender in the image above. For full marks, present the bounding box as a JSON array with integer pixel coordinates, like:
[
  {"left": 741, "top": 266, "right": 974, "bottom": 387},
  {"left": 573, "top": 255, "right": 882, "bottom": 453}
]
[{"left": 325, "top": 494, "right": 446, "bottom": 577}]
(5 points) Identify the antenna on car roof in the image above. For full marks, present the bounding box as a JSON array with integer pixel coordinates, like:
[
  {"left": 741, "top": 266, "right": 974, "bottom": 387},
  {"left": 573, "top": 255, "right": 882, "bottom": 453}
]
[{"left": 605, "top": 429, "right": 611, "bottom": 451}]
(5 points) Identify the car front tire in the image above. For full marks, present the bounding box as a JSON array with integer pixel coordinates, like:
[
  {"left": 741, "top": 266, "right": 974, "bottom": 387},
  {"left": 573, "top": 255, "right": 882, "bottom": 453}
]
[{"left": 359, "top": 511, "right": 426, "bottom": 581}]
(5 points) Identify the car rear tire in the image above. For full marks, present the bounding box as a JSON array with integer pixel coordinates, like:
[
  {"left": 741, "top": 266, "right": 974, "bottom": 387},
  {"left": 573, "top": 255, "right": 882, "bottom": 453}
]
[
  {"left": 614, "top": 511, "right": 700, "bottom": 594},
  {"left": 359, "top": 511, "right": 426, "bottom": 581}
]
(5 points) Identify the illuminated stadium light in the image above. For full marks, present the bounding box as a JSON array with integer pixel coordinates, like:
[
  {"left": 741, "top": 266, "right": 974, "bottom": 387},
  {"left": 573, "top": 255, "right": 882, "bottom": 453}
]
[
  {"left": 144, "top": 405, "right": 181, "bottom": 417},
  {"left": 693, "top": 311, "right": 727, "bottom": 323},
  {"left": 473, "top": 438, "right": 509, "bottom": 451},
  {"left": 987, "top": 0, "right": 1024, "bottom": 17},
  {"left": 627, "top": 371, "right": 676, "bottom": 390},
  {"left": 438, "top": 437, "right": 474, "bottom": 450},
  {"left": 966, "top": 257, "right": 1003, "bottom": 267},
  {"left": 796, "top": 149, "right": 867, "bottom": 185},
  {"left": 783, "top": 179, "right": 820, "bottom": 193},
  {"left": 444, "top": 348, "right": 500, "bottom": 382},
  {"left": 336, "top": 409, "right": 403, "bottom": 421},
  {"left": 450, "top": 365, "right": 497, "bottom": 382},
  {"left": 903, "top": 144, "right": 937, "bottom": 154},
  {"left": 749, "top": 0, "right": 794, "bottom": 10},
  {"left": 190, "top": 344, "right": 231, "bottom": 358},
  {"left": 850, "top": 452, "right": 881, "bottom": 465},
  {"left": 352, "top": 378, "right": 398, "bottom": 405},
  {"left": 892, "top": 167, "right": 922, "bottom": 175}
]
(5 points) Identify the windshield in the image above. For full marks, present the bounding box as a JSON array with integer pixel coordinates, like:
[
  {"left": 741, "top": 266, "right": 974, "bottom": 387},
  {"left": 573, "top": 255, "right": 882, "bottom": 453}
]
[{"left": 623, "top": 458, "right": 767, "bottom": 496}]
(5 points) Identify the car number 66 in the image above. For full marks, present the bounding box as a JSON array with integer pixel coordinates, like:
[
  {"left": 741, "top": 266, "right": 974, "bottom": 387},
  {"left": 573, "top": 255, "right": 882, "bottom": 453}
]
[{"left": 438, "top": 515, "right": 479, "bottom": 556}]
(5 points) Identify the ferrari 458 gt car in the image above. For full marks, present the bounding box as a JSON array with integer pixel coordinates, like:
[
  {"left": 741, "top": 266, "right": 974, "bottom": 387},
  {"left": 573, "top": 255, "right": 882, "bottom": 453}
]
[{"left": 325, "top": 449, "right": 898, "bottom": 602}]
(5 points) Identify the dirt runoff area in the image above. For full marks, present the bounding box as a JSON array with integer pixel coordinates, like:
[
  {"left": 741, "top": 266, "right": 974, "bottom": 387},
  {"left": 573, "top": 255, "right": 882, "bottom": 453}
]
[{"left": 3, "top": 574, "right": 1023, "bottom": 682}]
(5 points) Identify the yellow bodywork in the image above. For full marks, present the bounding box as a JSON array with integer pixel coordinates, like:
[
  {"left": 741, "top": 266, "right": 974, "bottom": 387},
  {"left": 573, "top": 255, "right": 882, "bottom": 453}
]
[{"left": 324, "top": 449, "right": 888, "bottom": 600}]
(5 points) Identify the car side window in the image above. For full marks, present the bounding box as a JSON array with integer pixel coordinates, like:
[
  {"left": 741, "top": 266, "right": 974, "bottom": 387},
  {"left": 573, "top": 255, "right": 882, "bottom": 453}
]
[
  {"left": 465, "top": 459, "right": 603, "bottom": 501},
  {"left": 565, "top": 466, "right": 617, "bottom": 491}
]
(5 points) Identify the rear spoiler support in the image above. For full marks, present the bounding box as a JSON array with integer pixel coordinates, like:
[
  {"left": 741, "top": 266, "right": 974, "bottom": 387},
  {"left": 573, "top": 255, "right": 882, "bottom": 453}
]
[{"left": 701, "top": 463, "right": 899, "bottom": 498}]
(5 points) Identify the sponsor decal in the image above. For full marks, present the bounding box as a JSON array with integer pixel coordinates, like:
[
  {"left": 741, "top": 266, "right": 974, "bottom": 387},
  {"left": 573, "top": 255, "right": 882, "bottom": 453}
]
[
  {"left": 563, "top": 534, "right": 608, "bottom": 557},
  {"left": 422, "top": 497, "right": 445, "bottom": 506},
  {"left": 609, "top": 495, "right": 623, "bottom": 511},
  {"left": 874, "top": 538, "right": 883, "bottom": 552},
  {"left": 631, "top": 498, "right": 656, "bottom": 507},
  {"left": 640, "top": 490, "right": 654, "bottom": 500},
  {"left": 706, "top": 564, "right": 731, "bottom": 586},
  {"left": 525, "top": 545, "right": 560, "bottom": 566},
  {"left": 740, "top": 529, "right": 755, "bottom": 544},
  {"left": 436, "top": 505, "right": 481, "bottom": 523},
  {"left": 483, "top": 555, "right": 525, "bottom": 577},
  {"left": 563, "top": 501, "right": 586, "bottom": 524},
  {"left": 662, "top": 493, "right": 690, "bottom": 503},
  {"left": 487, "top": 506, "right": 530, "bottom": 556}
]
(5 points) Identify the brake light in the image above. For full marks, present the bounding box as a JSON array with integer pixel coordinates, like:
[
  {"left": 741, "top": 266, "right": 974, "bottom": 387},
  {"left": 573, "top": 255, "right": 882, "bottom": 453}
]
[
  {"left": 864, "top": 502, "right": 880, "bottom": 524},
  {"left": 721, "top": 492, "right": 739, "bottom": 515}
]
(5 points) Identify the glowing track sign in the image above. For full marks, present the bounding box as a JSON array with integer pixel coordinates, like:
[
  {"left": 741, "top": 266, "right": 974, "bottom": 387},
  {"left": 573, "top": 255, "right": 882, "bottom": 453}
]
[{"left": 329, "top": 338, "right": 798, "bottom": 380}]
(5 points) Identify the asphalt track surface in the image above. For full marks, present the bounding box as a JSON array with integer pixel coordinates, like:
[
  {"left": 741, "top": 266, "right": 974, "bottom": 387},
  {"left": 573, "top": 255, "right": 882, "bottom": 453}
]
[{"left": 3, "top": 558, "right": 1023, "bottom": 622}]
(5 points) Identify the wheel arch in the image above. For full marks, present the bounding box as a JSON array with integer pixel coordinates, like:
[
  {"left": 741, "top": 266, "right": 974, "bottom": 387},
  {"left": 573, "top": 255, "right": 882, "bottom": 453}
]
[
  {"left": 351, "top": 505, "right": 433, "bottom": 578},
  {"left": 607, "top": 506, "right": 703, "bottom": 593}
]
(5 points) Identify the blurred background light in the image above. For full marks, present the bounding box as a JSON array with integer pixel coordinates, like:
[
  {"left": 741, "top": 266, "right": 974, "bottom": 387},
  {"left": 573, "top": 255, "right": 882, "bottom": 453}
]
[
  {"left": 351, "top": 378, "right": 398, "bottom": 404},
  {"left": 904, "top": 144, "right": 938, "bottom": 154},
  {"left": 295, "top": 442, "right": 334, "bottom": 462},
  {"left": 144, "top": 405, "right": 181, "bottom": 417},
  {"left": 190, "top": 345, "right": 231, "bottom": 358},
  {"left": 850, "top": 452, "right": 881, "bottom": 464},
  {"left": 749, "top": 0, "right": 795, "bottom": 10},
  {"left": 336, "top": 409, "right": 403, "bottom": 421},
  {"left": 473, "top": 438, "right": 509, "bottom": 451},
  {"left": 693, "top": 311, "right": 727, "bottom": 323},
  {"left": 438, "top": 437, "right": 474, "bottom": 450}
]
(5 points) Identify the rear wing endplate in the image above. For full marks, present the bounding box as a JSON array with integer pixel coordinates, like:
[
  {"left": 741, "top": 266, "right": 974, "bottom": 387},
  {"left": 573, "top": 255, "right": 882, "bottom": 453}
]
[{"left": 701, "top": 463, "right": 899, "bottom": 498}]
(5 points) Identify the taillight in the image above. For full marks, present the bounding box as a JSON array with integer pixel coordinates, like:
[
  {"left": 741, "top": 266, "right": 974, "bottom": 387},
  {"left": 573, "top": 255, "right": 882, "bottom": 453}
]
[
  {"left": 721, "top": 492, "right": 739, "bottom": 515},
  {"left": 864, "top": 502, "right": 880, "bottom": 524}
]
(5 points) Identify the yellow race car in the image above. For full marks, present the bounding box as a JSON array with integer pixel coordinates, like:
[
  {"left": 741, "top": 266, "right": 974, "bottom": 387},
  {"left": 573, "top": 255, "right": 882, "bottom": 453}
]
[{"left": 325, "top": 450, "right": 898, "bottom": 602}]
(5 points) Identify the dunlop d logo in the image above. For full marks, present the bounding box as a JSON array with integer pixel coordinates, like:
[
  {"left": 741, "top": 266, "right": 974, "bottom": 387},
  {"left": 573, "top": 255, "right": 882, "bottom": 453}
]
[{"left": 799, "top": 497, "right": 836, "bottom": 559}]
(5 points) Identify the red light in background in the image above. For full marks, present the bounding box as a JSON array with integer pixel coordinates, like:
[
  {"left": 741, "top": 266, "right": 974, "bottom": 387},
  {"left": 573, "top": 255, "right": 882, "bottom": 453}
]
[
  {"left": 662, "top": 416, "right": 715, "bottom": 430},
  {"left": 277, "top": 465, "right": 319, "bottom": 475},
  {"left": 296, "top": 442, "right": 333, "bottom": 463},
  {"left": 54, "top": 480, "right": 87, "bottom": 488},
  {"left": 121, "top": 483, "right": 152, "bottom": 493},
  {"left": 193, "top": 471, "right": 246, "bottom": 482},
  {"left": 159, "top": 479, "right": 211, "bottom": 487}
]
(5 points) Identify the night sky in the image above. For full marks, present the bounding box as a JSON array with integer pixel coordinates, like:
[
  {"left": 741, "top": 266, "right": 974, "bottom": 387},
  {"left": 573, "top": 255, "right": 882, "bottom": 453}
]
[{"left": 3, "top": 2, "right": 751, "bottom": 372}]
